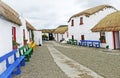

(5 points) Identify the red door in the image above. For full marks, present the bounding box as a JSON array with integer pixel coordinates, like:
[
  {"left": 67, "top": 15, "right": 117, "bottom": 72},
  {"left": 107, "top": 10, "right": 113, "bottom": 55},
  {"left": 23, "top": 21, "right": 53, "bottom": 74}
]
[
  {"left": 12, "top": 27, "right": 17, "bottom": 49},
  {"left": 113, "top": 31, "right": 120, "bottom": 49}
]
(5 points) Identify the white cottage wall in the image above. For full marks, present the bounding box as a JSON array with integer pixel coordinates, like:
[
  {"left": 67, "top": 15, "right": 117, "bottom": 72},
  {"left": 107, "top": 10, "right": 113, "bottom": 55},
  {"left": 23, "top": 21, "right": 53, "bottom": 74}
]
[
  {"left": 34, "top": 31, "right": 42, "bottom": 45},
  {"left": 19, "top": 17, "right": 28, "bottom": 46},
  {"left": 0, "top": 18, "right": 12, "bottom": 56},
  {"left": 105, "top": 32, "right": 114, "bottom": 49},
  {"left": 63, "top": 32, "right": 68, "bottom": 40},
  {"left": 68, "top": 8, "right": 116, "bottom": 45},
  {"left": 58, "top": 34, "right": 63, "bottom": 42},
  {"left": 55, "top": 33, "right": 65, "bottom": 42}
]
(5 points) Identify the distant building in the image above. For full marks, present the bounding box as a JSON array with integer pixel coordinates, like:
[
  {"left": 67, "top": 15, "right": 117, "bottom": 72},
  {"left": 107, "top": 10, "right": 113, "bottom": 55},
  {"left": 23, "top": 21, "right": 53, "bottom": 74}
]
[
  {"left": 34, "top": 30, "right": 42, "bottom": 45},
  {"left": 54, "top": 25, "right": 68, "bottom": 42}
]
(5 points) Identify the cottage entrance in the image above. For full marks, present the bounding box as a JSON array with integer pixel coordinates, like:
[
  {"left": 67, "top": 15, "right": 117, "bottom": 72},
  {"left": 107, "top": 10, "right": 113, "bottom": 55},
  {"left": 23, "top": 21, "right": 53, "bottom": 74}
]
[
  {"left": 113, "top": 31, "right": 120, "bottom": 49},
  {"left": 23, "top": 29, "right": 27, "bottom": 45},
  {"left": 12, "top": 27, "right": 17, "bottom": 49}
]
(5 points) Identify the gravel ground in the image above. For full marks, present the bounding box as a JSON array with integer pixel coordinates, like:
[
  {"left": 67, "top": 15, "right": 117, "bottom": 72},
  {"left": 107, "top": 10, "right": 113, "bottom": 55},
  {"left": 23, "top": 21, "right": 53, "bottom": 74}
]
[
  {"left": 13, "top": 42, "right": 69, "bottom": 78},
  {"left": 53, "top": 41, "right": 120, "bottom": 78},
  {"left": 13, "top": 41, "right": 120, "bottom": 78}
]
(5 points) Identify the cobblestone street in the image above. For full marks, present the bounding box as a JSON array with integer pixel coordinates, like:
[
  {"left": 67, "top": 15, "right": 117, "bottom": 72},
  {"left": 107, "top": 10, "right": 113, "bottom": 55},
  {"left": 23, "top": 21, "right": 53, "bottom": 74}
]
[{"left": 14, "top": 41, "right": 120, "bottom": 78}]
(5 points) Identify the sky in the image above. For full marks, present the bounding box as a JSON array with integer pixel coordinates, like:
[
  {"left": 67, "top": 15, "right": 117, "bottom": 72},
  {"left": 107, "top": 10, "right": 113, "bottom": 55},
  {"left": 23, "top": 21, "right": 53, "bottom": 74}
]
[{"left": 2, "top": 0, "right": 120, "bottom": 30}]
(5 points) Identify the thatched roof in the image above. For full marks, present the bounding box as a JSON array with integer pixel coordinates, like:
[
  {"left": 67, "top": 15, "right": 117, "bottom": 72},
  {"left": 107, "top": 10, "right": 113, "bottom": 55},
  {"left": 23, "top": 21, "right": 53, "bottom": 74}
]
[
  {"left": 54, "top": 25, "right": 68, "bottom": 34},
  {"left": 40, "top": 29, "right": 55, "bottom": 33},
  {"left": 68, "top": 4, "right": 117, "bottom": 22},
  {"left": 0, "top": 1, "right": 22, "bottom": 25},
  {"left": 26, "top": 21, "right": 36, "bottom": 30},
  {"left": 91, "top": 11, "right": 120, "bottom": 32}
]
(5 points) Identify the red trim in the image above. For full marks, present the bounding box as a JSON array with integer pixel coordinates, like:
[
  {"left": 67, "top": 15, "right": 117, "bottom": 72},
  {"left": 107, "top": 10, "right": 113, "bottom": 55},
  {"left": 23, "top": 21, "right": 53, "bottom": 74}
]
[
  {"left": 12, "top": 27, "right": 17, "bottom": 49},
  {"left": 113, "top": 31, "right": 116, "bottom": 49},
  {"left": 12, "top": 27, "right": 16, "bottom": 41},
  {"left": 23, "top": 29, "right": 26, "bottom": 45}
]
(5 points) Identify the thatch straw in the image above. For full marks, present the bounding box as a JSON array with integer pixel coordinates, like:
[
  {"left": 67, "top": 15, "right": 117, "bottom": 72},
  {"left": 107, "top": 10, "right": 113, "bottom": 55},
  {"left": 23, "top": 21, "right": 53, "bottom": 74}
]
[
  {"left": 91, "top": 11, "right": 120, "bottom": 32},
  {"left": 26, "top": 21, "right": 36, "bottom": 30},
  {"left": 40, "top": 29, "right": 55, "bottom": 33},
  {"left": 68, "top": 4, "right": 117, "bottom": 22},
  {"left": 0, "top": 1, "right": 22, "bottom": 25},
  {"left": 54, "top": 25, "right": 68, "bottom": 34}
]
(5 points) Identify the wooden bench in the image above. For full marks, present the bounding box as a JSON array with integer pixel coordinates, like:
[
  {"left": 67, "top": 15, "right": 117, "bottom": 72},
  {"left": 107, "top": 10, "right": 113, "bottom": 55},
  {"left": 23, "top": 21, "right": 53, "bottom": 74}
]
[
  {"left": 19, "top": 45, "right": 33, "bottom": 62},
  {"left": 0, "top": 49, "right": 25, "bottom": 78},
  {"left": 79, "top": 40, "right": 100, "bottom": 48}
]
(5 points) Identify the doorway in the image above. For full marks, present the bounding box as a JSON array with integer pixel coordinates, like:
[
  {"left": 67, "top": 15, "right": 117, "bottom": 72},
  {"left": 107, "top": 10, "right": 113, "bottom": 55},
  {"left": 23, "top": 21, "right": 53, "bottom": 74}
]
[{"left": 113, "top": 31, "right": 120, "bottom": 49}]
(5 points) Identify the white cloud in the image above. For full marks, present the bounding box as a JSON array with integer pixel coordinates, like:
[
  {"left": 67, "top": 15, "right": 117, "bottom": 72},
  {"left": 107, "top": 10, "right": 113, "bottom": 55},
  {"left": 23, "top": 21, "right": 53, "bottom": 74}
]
[{"left": 2, "top": 0, "right": 120, "bottom": 29}]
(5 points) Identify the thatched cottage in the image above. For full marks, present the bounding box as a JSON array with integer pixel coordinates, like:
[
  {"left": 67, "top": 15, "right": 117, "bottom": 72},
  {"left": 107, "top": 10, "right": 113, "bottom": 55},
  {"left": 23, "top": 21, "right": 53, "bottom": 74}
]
[
  {"left": 0, "top": 1, "right": 22, "bottom": 56},
  {"left": 92, "top": 11, "right": 120, "bottom": 49},
  {"left": 54, "top": 25, "right": 68, "bottom": 42},
  {"left": 41, "top": 29, "right": 55, "bottom": 40},
  {"left": 68, "top": 5, "right": 117, "bottom": 46},
  {"left": 0, "top": 1, "right": 36, "bottom": 56}
]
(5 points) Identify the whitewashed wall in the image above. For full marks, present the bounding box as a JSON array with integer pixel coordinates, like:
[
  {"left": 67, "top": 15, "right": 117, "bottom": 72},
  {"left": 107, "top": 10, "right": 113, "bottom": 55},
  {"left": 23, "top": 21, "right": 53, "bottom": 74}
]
[
  {"left": 0, "top": 16, "right": 21, "bottom": 74},
  {"left": 34, "top": 31, "right": 42, "bottom": 45},
  {"left": 54, "top": 32, "right": 68, "bottom": 42},
  {"left": 63, "top": 31, "right": 68, "bottom": 40},
  {"left": 68, "top": 8, "right": 116, "bottom": 48},
  {"left": 57, "top": 34, "right": 62, "bottom": 42},
  {"left": 105, "top": 32, "right": 114, "bottom": 49},
  {"left": 19, "top": 16, "right": 28, "bottom": 47},
  {"left": 0, "top": 17, "right": 13, "bottom": 57}
]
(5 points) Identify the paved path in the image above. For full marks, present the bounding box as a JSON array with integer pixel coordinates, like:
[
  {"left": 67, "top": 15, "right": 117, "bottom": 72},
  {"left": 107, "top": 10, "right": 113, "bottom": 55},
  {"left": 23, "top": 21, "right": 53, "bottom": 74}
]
[
  {"left": 14, "top": 41, "right": 120, "bottom": 78},
  {"left": 47, "top": 44, "right": 103, "bottom": 78},
  {"left": 14, "top": 42, "right": 68, "bottom": 78}
]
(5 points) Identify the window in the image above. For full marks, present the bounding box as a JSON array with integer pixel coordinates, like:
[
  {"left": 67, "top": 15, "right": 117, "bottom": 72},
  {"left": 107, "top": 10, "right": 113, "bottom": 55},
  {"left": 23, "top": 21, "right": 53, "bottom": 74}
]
[
  {"left": 71, "top": 20, "right": 74, "bottom": 26},
  {"left": 80, "top": 17, "right": 83, "bottom": 25},
  {"left": 99, "top": 32, "right": 106, "bottom": 43}
]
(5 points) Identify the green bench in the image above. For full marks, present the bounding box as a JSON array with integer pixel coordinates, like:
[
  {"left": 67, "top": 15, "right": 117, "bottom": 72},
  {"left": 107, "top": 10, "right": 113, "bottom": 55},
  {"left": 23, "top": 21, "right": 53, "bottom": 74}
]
[
  {"left": 67, "top": 39, "right": 72, "bottom": 44},
  {"left": 72, "top": 39, "right": 77, "bottom": 45},
  {"left": 19, "top": 45, "right": 33, "bottom": 62},
  {"left": 67, "top": 39, "right": 78, "bottom": 45}
]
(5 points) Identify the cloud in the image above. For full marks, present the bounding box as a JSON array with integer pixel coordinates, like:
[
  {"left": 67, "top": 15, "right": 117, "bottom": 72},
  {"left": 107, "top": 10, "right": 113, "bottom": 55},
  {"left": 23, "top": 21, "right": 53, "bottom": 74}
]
[{"left": 2, "top": 0, "right": 120, "bottom": 30}]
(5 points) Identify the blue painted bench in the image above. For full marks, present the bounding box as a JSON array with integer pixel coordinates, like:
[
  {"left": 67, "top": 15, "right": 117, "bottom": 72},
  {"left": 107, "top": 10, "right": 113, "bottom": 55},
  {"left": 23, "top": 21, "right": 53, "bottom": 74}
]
[
  {"left": 0, "top": 49, "right": 25, "bottom": 78},
  {"left": 79, "top": 40, "right": 100, "bottom": 48},
  {"left": 19, "top": 45, "right": 33, "bottom": 62}
]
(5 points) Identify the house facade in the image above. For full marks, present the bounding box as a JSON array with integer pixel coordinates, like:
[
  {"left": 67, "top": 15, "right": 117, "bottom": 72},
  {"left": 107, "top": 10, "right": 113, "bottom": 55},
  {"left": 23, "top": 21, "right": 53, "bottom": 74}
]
[
  {"left": 54, "top": 25, "right": 68, "bottom": 42},
  {"left": 68, "top": 5, "right": 117, "bottom": 47},
  {"left": 92, "top": 11, "right": 120, "bottom": 50},
  {"left": 34, "top": 30, "right": 42, "bottom": 45},
  {"left": 0, "top": 1, "right": 22, "bottom": 57}
]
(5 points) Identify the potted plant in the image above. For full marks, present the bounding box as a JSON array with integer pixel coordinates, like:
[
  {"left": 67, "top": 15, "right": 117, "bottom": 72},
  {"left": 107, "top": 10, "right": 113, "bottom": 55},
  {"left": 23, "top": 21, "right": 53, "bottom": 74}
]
[{"left": 99, "top": 36, "right": 106, "bottom": 43}]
